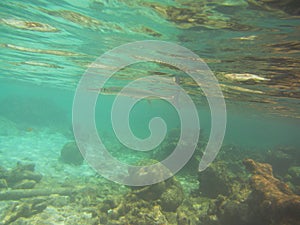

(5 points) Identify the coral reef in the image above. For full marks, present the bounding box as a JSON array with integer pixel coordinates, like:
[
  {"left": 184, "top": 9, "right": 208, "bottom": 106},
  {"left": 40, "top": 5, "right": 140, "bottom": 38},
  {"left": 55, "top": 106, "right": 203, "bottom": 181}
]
[
  {"left": 0, "top": 146, "right": 299, "bottom": 225},
  {"left": 200, "top": 158, "right": 300, "bottom": 225},
  {"left": 0, "top": 168, "right": 114, "bottom": 225},
  {"left": 243, "top": 159, "right": 300, "bottom": 225},
  {"left": 98, "top": 170, "right": 184, "bottom": 224}
]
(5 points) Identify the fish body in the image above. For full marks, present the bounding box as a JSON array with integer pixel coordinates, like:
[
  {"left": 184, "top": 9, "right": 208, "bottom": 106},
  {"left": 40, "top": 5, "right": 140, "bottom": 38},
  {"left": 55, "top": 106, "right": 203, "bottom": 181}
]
[
  {"left": 232, "top": 35, "right": 257, "bottom": 41},
  {"left": 224, "top": 73, "right": 270, "bottom": 82},
  {"left": 89, "top": 86, "right": 177, "bottom": 102},
  {"left": 87, "top": 75, "right": 181, "bottom": 102},
  {"left": 85, "top": 73, "right": 186, "bottom": 109}
]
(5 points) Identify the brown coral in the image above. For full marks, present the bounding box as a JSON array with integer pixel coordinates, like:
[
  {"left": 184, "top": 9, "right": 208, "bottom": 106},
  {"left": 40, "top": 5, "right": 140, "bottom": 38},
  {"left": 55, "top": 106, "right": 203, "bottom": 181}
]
[{"left": 243, "top": 159, "right": 300, "bottom": 225}]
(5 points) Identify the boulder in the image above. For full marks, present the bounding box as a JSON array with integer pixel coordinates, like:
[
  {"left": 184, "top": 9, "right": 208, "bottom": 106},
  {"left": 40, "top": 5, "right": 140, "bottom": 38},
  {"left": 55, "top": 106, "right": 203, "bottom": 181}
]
[
  {"left": 60, "top": 142, "right": 84, "bottom": 165},
  {"left": 243, "top": 159, "right": 300, "bottom": 225}
]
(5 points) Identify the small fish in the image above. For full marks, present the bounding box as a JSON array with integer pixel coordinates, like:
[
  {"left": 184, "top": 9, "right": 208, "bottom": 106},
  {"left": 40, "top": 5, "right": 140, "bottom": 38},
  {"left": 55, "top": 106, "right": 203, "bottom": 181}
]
[
  {"left": 21, "top": 61, "right": 63, "bottom": 68},
  {"left": 89, "top": 86, "right": 177, "bottom": 102},
  {"left": 2, "top": 43, "right": 80, "bottom": 56},
  {"left": 232, "top": 35, "right": 257, "bottom": 41},
  {"left": 87, "top": 76, "right": 182, "bottom": 104},
  {"left": 220, "top": 84, "right": 264, "bottom": 94},
  {"left": 26, "top": 127, "right": 33, "bottom": 132},
  {"left": 1, "top": 18, "right": 58, "bottom": 32},
  {"left": 224, "top": 73, "right": 270, "bottom": 82},
  {"left": 173, "top": 75, "right": 181, "bottom": 84}
]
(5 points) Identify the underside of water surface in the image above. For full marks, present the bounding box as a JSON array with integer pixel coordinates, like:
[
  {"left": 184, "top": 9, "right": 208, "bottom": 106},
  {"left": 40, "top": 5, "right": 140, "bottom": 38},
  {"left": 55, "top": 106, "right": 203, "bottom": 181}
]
[{"left": 0, "top": 0, "right": 300, "bottom": 224}]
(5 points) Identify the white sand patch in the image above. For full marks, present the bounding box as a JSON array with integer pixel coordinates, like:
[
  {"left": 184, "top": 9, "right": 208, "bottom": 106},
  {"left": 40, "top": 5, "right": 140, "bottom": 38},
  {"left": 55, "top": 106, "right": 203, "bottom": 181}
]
[{"left": 0, "top": 129, "right": 96, "bottom": 179}]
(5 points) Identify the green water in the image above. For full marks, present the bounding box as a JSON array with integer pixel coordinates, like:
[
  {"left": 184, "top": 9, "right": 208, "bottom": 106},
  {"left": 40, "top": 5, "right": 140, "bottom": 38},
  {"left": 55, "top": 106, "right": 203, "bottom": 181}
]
[{"left": 0, "top": 0, "right": 300, "bottom": 224}]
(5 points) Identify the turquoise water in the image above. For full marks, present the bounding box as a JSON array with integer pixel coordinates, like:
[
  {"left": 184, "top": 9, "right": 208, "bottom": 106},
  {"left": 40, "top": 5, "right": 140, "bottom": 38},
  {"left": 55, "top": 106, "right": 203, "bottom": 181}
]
[{"left": 1, "top": 0, "right": 300, "bottom": 224}]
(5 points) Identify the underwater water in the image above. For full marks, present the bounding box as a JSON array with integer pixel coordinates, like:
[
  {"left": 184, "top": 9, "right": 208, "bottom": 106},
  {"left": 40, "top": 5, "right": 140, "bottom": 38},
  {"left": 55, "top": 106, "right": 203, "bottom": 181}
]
[{"left": 1, "top": 0, "right": 300, "bottom": 224}]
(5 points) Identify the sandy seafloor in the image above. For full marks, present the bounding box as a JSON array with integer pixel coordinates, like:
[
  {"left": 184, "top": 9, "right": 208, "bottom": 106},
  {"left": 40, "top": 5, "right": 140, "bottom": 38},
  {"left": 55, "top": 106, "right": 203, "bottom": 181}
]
[
  {"left": 0, "top": 127, "right": 197, "bottom": 186},
  {"left": 0, "top": 130, "right": 95, "bottom": 178}
]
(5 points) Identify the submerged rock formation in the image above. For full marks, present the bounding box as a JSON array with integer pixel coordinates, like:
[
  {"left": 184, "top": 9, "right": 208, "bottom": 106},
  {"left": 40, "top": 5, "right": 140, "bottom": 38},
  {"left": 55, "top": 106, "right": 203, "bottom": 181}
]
[
  {"left": 60, "top": 142, "right": 84, "bottom": 166},
  {"left": 1, "top": 146, "right": 298, "bottom": 224},
  {"left": 243, "top": 158, "right": 300, "bottom": 225},
  {"left": 0, "top": 163, "right": 42, "bottom": 190},
  {"left": 1, "top": 197, "right": 48, "bottom": 225},
  {"left": 200, "top": 158, "right": 300, "bottom": 225},
  {"left": 266, "top": 146, "right": 299, "bottom": 176},
  {"left": 97, "top": 162, "right": 185, "bottom": 224},
  {"left": 198, "top": 161, "right": 233, "bottom": 198}
]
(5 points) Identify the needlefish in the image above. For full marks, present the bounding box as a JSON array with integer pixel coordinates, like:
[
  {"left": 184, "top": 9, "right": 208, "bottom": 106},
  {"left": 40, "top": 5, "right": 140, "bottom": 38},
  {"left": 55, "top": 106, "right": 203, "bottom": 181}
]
[{"left": 87, "top": 76, "right": 182, "bottom": 104}]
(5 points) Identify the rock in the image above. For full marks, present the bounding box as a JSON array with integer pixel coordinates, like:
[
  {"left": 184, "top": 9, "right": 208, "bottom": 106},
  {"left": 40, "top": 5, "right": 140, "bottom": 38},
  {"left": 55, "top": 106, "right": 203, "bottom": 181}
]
[
  {"left": 151, "top": 128, "right": 206, "bottom": 175},
  {"left": 177, "top": 211, "right": 191, "bottom": 225},
  {"left": 0, "top": 179, "right": 8, "bottom": 189},
  {"left": 100, "top": 199, "right": 118, "bottom": 213},
  {"left": 16, "top": 163, "right": 35, "bottom": 172},
  {"left": 106, "top": 201, "right": 168, "bottom": 225},
  {"left": 144, "top": 205, "right": 169, "bottom": 224},
  {"left": 0, "top": 163, "right": 42, "bottom": 190},
  {"left": 287, "top": 166, "right": 300, "bottom": 186},
  {"left": 151, "top": 128, "right": 179, "bottom": 161},
  {"left": 266, "top": 149, "right": 292, "bottom": 175},
  {"left": 129, "top": 177, "right": 184, "bottom": 212},
  {"left": 60, "top": 142, "right": 84, "bottom": 166},
  {"left": 198, "top": 161, "right": 232, "bottom": 198},
  {"left": 216, "top": 198, "right": 252, "bottom": 225},
  {"left": 133, "top": 181, "right": 166, "bottom": 201},
  {"left": 13, "top": 179, "right": 37, "bottom": 189},
  {"left": 127, "top": 159, "right": 184, "bottom": 211},
  {"left": 199, "top": 158, "right": 300, "bottom": 225},
  {"left": 8, "top": 170, "right": 42, "bottom": 185},
  {"left": 160, "top": 179, "right": 184, "bottom": 212},
  {"left": 48, "top": 195, "right": 70, "bottom": 207},
  {"left": 0, "top": 165, "right": 7, "bottom": 176},
  {"left": 200, "top": 184, "right": 253, "bottom": 225},
  {"left": 100, "top": 161, "right": 185, "bottom": 224},
  {"left": 243, "top": 159, "right": 300, "bottom": 225},
  {"left": 126, "top": 159, "right": 173, "bottom": 187},
  {"left": 1, "top": 198, "right": 48, "bottom": 224},
  {"left": 0, "top": 188, "right": 79, "bottom": 201},
  {"left": 180, "top": 196, "right": 212, "bottom": 225},
  {"left": 266, "top": 146, "right": 299, "bottom": 176},
  {"left": 5, "top": 163, "right": 42, "bottom": 188}
]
